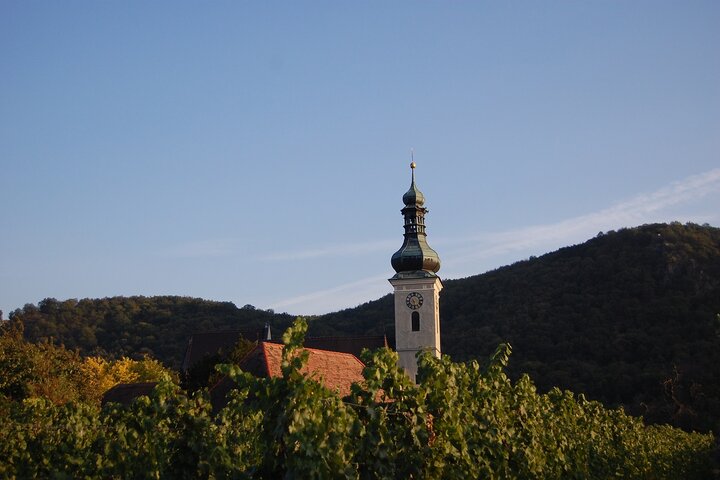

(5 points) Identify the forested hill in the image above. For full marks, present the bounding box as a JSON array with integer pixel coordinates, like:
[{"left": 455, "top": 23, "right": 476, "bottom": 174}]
[
  {"left": 9, "top": 296, "right": 296, "bottom": 369},
  {"left": 7, "top": 222, "right": 720, "bottom": 432},
  {"left": 313, "top": 222, "right": 720, "bottom": 432}
]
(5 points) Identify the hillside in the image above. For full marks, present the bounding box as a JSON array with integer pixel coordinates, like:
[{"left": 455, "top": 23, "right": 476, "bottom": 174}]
[
  {"left": 313, "top": 222, "right": 720, "bottom": 432},
  {"left": 9, "top": 296, "right": 296, "bottom": 368},
  {"left": 8, "top": 222, "right": 720, "bottom": 432}
]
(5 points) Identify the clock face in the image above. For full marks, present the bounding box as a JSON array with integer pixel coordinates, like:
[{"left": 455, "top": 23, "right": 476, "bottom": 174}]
[{"left": 406, "top": 292, "right": 424, "bottom": 309}]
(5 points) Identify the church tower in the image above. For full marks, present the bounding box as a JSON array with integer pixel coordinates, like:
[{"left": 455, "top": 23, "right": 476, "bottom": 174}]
[{"left": 389, "top": 161, "right": 442, "bottom": 381}]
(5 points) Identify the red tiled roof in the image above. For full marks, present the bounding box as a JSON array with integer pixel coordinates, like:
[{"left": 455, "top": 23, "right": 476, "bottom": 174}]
[
  {"left": 303, "top": 335, "right": 388, "bottom": 359},
  {"left": 209, "top": 342, "right": 367, "bottom": 410},
  {"left": 257, "top": 342, "right": 365, "bottom": 397},
  {"left": 183, "top": 330, "right": 387, "bottom": 372}
]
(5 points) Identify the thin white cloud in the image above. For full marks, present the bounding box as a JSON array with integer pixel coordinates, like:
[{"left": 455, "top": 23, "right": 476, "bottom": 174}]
[
  {"left": 270, "top": 168, "right": 720, "bottom": 314},
  {"left": 269, "top": 274, "right": 389, "bottom": 314},
  {"left": 262, "top": 170, "right": 720, "bottom": 265},
  {"left": 443, "top": 168, "right": 720, "bottom": 271}
]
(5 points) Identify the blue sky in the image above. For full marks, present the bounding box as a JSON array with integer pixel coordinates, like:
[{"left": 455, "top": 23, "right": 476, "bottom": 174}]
[{"left": 1, "top": 2, "right": 719, "bottom": 317}]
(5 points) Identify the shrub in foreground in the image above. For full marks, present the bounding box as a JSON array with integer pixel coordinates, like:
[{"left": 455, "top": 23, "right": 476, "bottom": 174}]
[{"left": 0, "top": 318, "right": 715, "bottom": 478}]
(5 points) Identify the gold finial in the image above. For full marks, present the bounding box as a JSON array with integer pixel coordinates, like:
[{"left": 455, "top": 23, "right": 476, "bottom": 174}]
[{"left": 410, "top": 148, "right": 416, "bottom": 169}]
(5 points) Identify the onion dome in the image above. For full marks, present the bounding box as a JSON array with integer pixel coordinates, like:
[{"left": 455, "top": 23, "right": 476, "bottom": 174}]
[
  {"left": 391, "top": 162, "right": 441, "bottom": 277},
  {"left": 402, "top": 162, "right": 425, "bottom": 207}
]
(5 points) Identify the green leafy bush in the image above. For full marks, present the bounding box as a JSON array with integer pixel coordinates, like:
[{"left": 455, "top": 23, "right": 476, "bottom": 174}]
[{"left": 0, "top": 319, "right": 715, "bottom": 478}]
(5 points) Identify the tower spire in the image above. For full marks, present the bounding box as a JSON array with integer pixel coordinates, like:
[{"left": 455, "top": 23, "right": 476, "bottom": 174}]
[
  {"left": 410, "top": 149, "right": 416, "bottom": 183},
  {"left": 391, "top": 160, "right": 441, "bottom": 277}
]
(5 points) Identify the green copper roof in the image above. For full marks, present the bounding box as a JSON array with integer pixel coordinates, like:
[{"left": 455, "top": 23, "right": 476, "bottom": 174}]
[
  {"left": 402, "top": 164, "right": 425, "bottom": 207},
  {"left": 391, "top": 162, "right": 441, "bottom": 277}
]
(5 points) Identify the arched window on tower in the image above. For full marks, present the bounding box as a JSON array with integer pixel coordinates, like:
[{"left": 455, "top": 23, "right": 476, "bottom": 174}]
[{"left": 411, "top": 311, "right": 420, "bottom": 331}]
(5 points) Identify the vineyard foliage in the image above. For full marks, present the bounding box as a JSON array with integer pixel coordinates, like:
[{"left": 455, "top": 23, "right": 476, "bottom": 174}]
[{"left": 0, "top": 319, "right": 715, "bottom": 479}]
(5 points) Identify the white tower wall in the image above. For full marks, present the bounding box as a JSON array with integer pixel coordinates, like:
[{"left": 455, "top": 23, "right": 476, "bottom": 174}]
[{"left": 389, "top": 276, "right": 443, "bottom": 381}]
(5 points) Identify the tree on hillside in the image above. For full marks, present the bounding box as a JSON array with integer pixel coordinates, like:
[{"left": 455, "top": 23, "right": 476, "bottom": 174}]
[
  {"left": 0, "top": 321, "right": 176, "bottom": 405},
  {"left": 0, "top": 321, "right": 85, "bottom": 404},
  {"left": 10, "top": 296, "right": 295, "bottom": 368}
]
